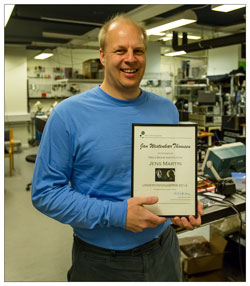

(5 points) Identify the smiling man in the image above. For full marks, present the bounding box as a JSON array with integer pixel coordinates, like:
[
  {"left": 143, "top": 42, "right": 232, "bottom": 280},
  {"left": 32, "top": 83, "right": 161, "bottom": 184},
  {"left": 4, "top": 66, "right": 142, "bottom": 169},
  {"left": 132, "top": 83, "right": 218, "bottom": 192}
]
[
  {"left": 99, "top": 17, "right": 146, "bottom": 100},
  {"left": 32, "top": 14, "right": 203, "bottom": 282}
]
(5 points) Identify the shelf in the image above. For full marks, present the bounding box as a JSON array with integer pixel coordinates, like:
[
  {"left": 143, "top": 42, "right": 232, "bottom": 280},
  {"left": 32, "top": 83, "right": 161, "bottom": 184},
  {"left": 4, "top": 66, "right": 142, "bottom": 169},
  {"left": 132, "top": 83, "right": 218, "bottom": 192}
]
[
  {"left": 27, "top": 77, "right": 103, "bottom": 113},
  {"left": 175, "top": 95, "right": 197, "bottom": 102},
  {"left": 175, "top": 94, "right": 197, "bottom": 97},
  {"left": 56, "top": 78, "right": 102, "bottom": 83},
  {"left": 175, "top": 84, "right": 207, "bottom": 87},
  {"left": 28, "top": 76, "right": 53, "bottom": 79},
  {"left": 28, "top": 97, "right": 69, "bottom": 100}
]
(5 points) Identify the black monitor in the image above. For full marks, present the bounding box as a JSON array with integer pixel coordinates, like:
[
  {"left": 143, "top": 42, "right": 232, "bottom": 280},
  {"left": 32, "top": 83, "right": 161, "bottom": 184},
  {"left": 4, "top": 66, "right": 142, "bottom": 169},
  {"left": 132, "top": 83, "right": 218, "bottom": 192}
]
[{"left": 198, "top": 90, "right": 216, "bottom": 105}]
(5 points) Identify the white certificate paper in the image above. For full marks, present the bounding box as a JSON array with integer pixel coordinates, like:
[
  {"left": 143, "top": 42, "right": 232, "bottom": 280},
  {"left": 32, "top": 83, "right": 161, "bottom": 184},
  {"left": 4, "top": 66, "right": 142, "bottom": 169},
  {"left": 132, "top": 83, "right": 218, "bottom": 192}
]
[{"left": 132, "top": 124, "right": 197, "bottom": 217}]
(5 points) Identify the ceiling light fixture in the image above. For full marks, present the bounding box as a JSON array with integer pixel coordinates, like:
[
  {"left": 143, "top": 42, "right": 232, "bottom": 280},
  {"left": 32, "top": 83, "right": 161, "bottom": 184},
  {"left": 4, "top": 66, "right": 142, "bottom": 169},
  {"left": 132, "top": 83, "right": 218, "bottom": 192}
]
[
  {"left": 160, "top": 36, "right": 173, "bottom": 42},
  {"left": 183, "top": 35, "right": 201, "bottom": 40},
  {"left": 211, "top": 5, "right": 245, "bottom": 13},
  {"left": 164, "top": 50, "right": 187, "bottom": 57},
  {"left": 34, "top": 53, "right": 54, "bottom": 60},
  {"left": 146, "top": 10, "right": 197, "bottom": 36},
  {"left": 4, "top": 4, "right": 15, "bottom": 27}
]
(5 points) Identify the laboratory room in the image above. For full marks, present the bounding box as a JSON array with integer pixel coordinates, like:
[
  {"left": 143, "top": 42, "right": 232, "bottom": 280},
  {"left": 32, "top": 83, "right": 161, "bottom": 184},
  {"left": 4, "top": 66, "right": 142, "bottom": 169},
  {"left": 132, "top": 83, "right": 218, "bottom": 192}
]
[{"left": 4, "top": 4, "right": 246, "bottom": 283}]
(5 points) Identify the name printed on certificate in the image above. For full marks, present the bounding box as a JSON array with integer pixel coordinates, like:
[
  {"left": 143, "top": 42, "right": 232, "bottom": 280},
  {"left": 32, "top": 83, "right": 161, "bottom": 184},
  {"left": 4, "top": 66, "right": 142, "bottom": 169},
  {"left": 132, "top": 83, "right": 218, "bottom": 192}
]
[{"left": 132, "top": 124, "right": 197, "bottom": 217}]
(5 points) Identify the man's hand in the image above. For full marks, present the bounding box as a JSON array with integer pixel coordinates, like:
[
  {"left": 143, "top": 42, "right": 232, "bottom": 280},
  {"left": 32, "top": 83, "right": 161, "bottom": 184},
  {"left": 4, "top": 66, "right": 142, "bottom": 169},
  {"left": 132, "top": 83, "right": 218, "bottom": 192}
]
[
  {"left": 171, "top": 200, "right": 204, "bottom": 230},
  {"left": 126, "top": 196, "right": 167, "bottom": 232}
]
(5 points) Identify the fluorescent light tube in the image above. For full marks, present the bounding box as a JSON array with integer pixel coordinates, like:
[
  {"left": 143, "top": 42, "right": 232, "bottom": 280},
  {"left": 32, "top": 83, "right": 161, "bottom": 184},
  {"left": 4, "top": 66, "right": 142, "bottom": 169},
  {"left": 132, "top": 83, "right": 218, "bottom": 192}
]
[
  {"left": 164, "top": 50, "right": 186, "bottom": 57},
  {"left": 34, "top": 53, "right": 54, "bottom": 60},
  {"left": 160, "top": 36, "right": 173, "bottom": 42},
  {"left": 147, "top": 19, "right": 196, "bottom": 36},
  {"left": 212, "top": 5, "right": 245, "bottom": 12},
  {"left": 149, "top": 32, "right": 166, "bottom": 36},
  {"left": 5, "top": 5, "right": 15, "bottom": 27},
  {"left": 184, "top": 35, "right": 201, "bottom": 40}
]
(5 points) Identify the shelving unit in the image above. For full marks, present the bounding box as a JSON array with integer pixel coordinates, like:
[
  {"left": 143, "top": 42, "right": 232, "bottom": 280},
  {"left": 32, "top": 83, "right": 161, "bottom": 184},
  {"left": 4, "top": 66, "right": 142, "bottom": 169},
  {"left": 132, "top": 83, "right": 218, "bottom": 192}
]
[
  {"left": 174, "top": 78, "right": 208, "bottom": 100},
  {"left": 28, "top": 77, "right": 102, "bottom": 99},
  {"left": 27, "top": 78, "right": 102, "bottom": 112},
  {"left": 207, "top": 73, "right": 246, "bottom": 143},
  {"left": 174, "top": 78, "right": 208, "bottom": 121}
]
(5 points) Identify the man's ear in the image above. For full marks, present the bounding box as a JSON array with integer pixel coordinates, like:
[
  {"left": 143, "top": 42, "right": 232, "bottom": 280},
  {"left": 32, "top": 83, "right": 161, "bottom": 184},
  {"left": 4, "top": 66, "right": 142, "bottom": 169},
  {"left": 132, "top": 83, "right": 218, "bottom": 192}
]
[{"left": 99, "top": 48, "right": 105, "bottom": 66}]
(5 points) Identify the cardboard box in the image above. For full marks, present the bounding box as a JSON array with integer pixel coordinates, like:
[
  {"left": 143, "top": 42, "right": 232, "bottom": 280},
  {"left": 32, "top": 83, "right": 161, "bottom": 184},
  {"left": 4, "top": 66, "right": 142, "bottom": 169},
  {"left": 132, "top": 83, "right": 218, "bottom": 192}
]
[
  {"left": 185, "top": 269, "right": 228, "bottom": 282},
  {"left": 82, "top": 59, "right": 101, "bottom": 79},
  {"left": 179, "top": 234, "right": 227, "bottom": 275}
]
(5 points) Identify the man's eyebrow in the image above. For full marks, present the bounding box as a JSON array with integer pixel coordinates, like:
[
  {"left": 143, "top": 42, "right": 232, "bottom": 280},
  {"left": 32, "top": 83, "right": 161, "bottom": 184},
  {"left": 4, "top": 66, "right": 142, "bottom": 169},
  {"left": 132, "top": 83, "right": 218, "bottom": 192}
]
[
  {"left": 113, "top": 45, "right": 145, "bottom": 50},
  {"left": 134, "top": 47, "right": 145, "bottom": 50},
  {"left": 114, "top": 46, "right": 126, "bottom": 49}
]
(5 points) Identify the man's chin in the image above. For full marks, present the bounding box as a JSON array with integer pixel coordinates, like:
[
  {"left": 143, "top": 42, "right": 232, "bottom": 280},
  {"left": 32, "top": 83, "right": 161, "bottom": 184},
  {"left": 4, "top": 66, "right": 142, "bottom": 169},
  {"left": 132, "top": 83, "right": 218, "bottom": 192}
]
[
  {"left": 121, "top": 84, "right": 140, "bottom": 92},
  {"left": 120, "top": 79, "right": 141, "bottom": 90}
]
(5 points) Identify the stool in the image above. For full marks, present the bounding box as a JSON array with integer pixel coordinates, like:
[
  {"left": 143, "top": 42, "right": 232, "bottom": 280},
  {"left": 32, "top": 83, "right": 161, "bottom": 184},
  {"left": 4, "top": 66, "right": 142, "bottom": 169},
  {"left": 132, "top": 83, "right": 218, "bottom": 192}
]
[{"left": 25, "top": 154, "right": 36, "bottom": 191}]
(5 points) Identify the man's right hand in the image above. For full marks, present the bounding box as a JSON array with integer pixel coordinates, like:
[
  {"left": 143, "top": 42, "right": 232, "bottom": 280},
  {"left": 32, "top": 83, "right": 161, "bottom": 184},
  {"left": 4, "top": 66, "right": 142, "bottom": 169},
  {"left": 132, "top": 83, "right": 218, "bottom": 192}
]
[{"left": 125, "top": 196, "right": 167, "bottom": 232}]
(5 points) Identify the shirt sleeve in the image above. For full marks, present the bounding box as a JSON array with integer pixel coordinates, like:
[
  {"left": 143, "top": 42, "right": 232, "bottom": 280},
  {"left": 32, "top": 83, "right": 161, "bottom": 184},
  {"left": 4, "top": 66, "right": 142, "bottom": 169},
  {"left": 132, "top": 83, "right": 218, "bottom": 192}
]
[{"left": 31, "top": 109, "right": 127, "bottom": 230}]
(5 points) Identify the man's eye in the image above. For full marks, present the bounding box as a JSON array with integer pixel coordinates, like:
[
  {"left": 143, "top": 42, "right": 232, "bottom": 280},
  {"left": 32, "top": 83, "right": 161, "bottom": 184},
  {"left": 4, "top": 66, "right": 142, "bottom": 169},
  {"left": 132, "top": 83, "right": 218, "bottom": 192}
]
[
  {"left": 135, "top": 50, "right": 145, "bottom": 55},
  {"left": 115, "top": 49, "right": 126, "bottom": 55}
]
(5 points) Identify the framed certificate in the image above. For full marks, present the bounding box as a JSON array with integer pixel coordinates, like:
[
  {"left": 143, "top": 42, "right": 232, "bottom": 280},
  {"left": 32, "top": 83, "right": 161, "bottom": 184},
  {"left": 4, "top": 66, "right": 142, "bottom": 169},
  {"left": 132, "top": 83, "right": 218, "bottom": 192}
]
[{"left": 132, "top": 124, "right": 197, "bottom": 217}]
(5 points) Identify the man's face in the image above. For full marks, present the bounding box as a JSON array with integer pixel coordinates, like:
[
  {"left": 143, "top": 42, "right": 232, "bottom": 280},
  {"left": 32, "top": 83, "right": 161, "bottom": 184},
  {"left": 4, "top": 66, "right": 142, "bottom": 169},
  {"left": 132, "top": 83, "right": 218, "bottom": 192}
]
[{"left": 100, "top": 20, "right": 146, "bottom": 99}]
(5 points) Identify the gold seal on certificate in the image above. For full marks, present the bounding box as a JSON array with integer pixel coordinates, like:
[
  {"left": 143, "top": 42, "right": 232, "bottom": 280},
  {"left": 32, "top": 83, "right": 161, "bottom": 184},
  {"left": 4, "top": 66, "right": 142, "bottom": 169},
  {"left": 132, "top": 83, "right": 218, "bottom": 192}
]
[{"left": 132, "top": 124, "right": 197, "bottom": 217}]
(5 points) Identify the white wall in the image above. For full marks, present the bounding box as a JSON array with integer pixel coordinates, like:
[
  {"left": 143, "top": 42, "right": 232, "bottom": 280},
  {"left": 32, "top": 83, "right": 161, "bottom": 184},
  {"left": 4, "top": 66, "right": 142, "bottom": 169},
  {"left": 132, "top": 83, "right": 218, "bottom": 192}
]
[
  {"left": 161, "top": 55, "right": 183, "bottom": 79},
  {"left": 5, "top": 48, "right": 27, "bottom": 115},
  {"left": 207, "top": 44, "right": 240, "bottom": 75},
  {"left": 145, "top": 43, "right": 161, "bottom": 76}
]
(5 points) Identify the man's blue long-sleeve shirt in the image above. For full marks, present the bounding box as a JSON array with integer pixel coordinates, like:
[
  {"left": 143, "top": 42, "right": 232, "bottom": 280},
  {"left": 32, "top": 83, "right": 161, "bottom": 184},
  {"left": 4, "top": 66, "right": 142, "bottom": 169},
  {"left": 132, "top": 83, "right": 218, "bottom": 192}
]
[{"left": 32, "top": 86, "right": 179, "bottom": 250}]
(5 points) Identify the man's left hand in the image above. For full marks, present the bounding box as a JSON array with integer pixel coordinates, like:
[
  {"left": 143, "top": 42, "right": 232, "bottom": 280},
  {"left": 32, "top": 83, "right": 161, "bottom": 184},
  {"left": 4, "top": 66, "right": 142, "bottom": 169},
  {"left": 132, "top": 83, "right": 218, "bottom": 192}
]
[{"left": 171, "top": 200, "right": 204, "bottom": 230}]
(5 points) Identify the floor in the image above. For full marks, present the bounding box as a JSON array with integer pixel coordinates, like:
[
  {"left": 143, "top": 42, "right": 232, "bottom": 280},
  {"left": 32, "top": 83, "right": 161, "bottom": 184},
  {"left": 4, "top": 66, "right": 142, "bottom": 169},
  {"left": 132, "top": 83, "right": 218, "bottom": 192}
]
[{"left": 4, "top": 147, "right": 73, "bottom": 282}]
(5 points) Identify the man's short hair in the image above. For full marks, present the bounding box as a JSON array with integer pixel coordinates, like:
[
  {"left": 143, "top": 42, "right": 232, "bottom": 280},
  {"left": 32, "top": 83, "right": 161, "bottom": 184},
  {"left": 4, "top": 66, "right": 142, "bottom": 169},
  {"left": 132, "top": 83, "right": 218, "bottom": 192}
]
[{"left": 98, "top": 14, "right": 148, "bottom": 51}]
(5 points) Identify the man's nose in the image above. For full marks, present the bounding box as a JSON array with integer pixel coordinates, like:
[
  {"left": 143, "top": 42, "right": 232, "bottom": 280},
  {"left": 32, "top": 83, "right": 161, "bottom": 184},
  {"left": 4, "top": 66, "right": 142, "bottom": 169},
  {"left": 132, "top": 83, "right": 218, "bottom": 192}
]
[{"left": 125, "top": 50, "right": 136, "bottom": 62}]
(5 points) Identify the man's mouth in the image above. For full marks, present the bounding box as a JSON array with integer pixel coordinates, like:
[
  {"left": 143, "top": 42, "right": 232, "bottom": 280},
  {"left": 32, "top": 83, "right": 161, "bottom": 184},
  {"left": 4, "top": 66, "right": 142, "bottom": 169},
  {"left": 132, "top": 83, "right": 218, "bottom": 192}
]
[{"left": 121, "top": 68, "right": 138, "bottom": 74}]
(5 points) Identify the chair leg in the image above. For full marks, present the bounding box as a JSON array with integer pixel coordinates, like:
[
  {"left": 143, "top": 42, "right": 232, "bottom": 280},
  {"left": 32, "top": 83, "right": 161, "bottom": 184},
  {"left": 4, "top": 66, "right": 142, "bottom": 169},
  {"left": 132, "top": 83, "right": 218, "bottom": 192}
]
[
  {"left": 9, "top": 154, "right": 14, "bottom": 176},
  {"left": 11, "top": 154, "right": 14, "bottom": 169},
  {"left": 9, "top": 156, "right": 12, "bottom": 176}
]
